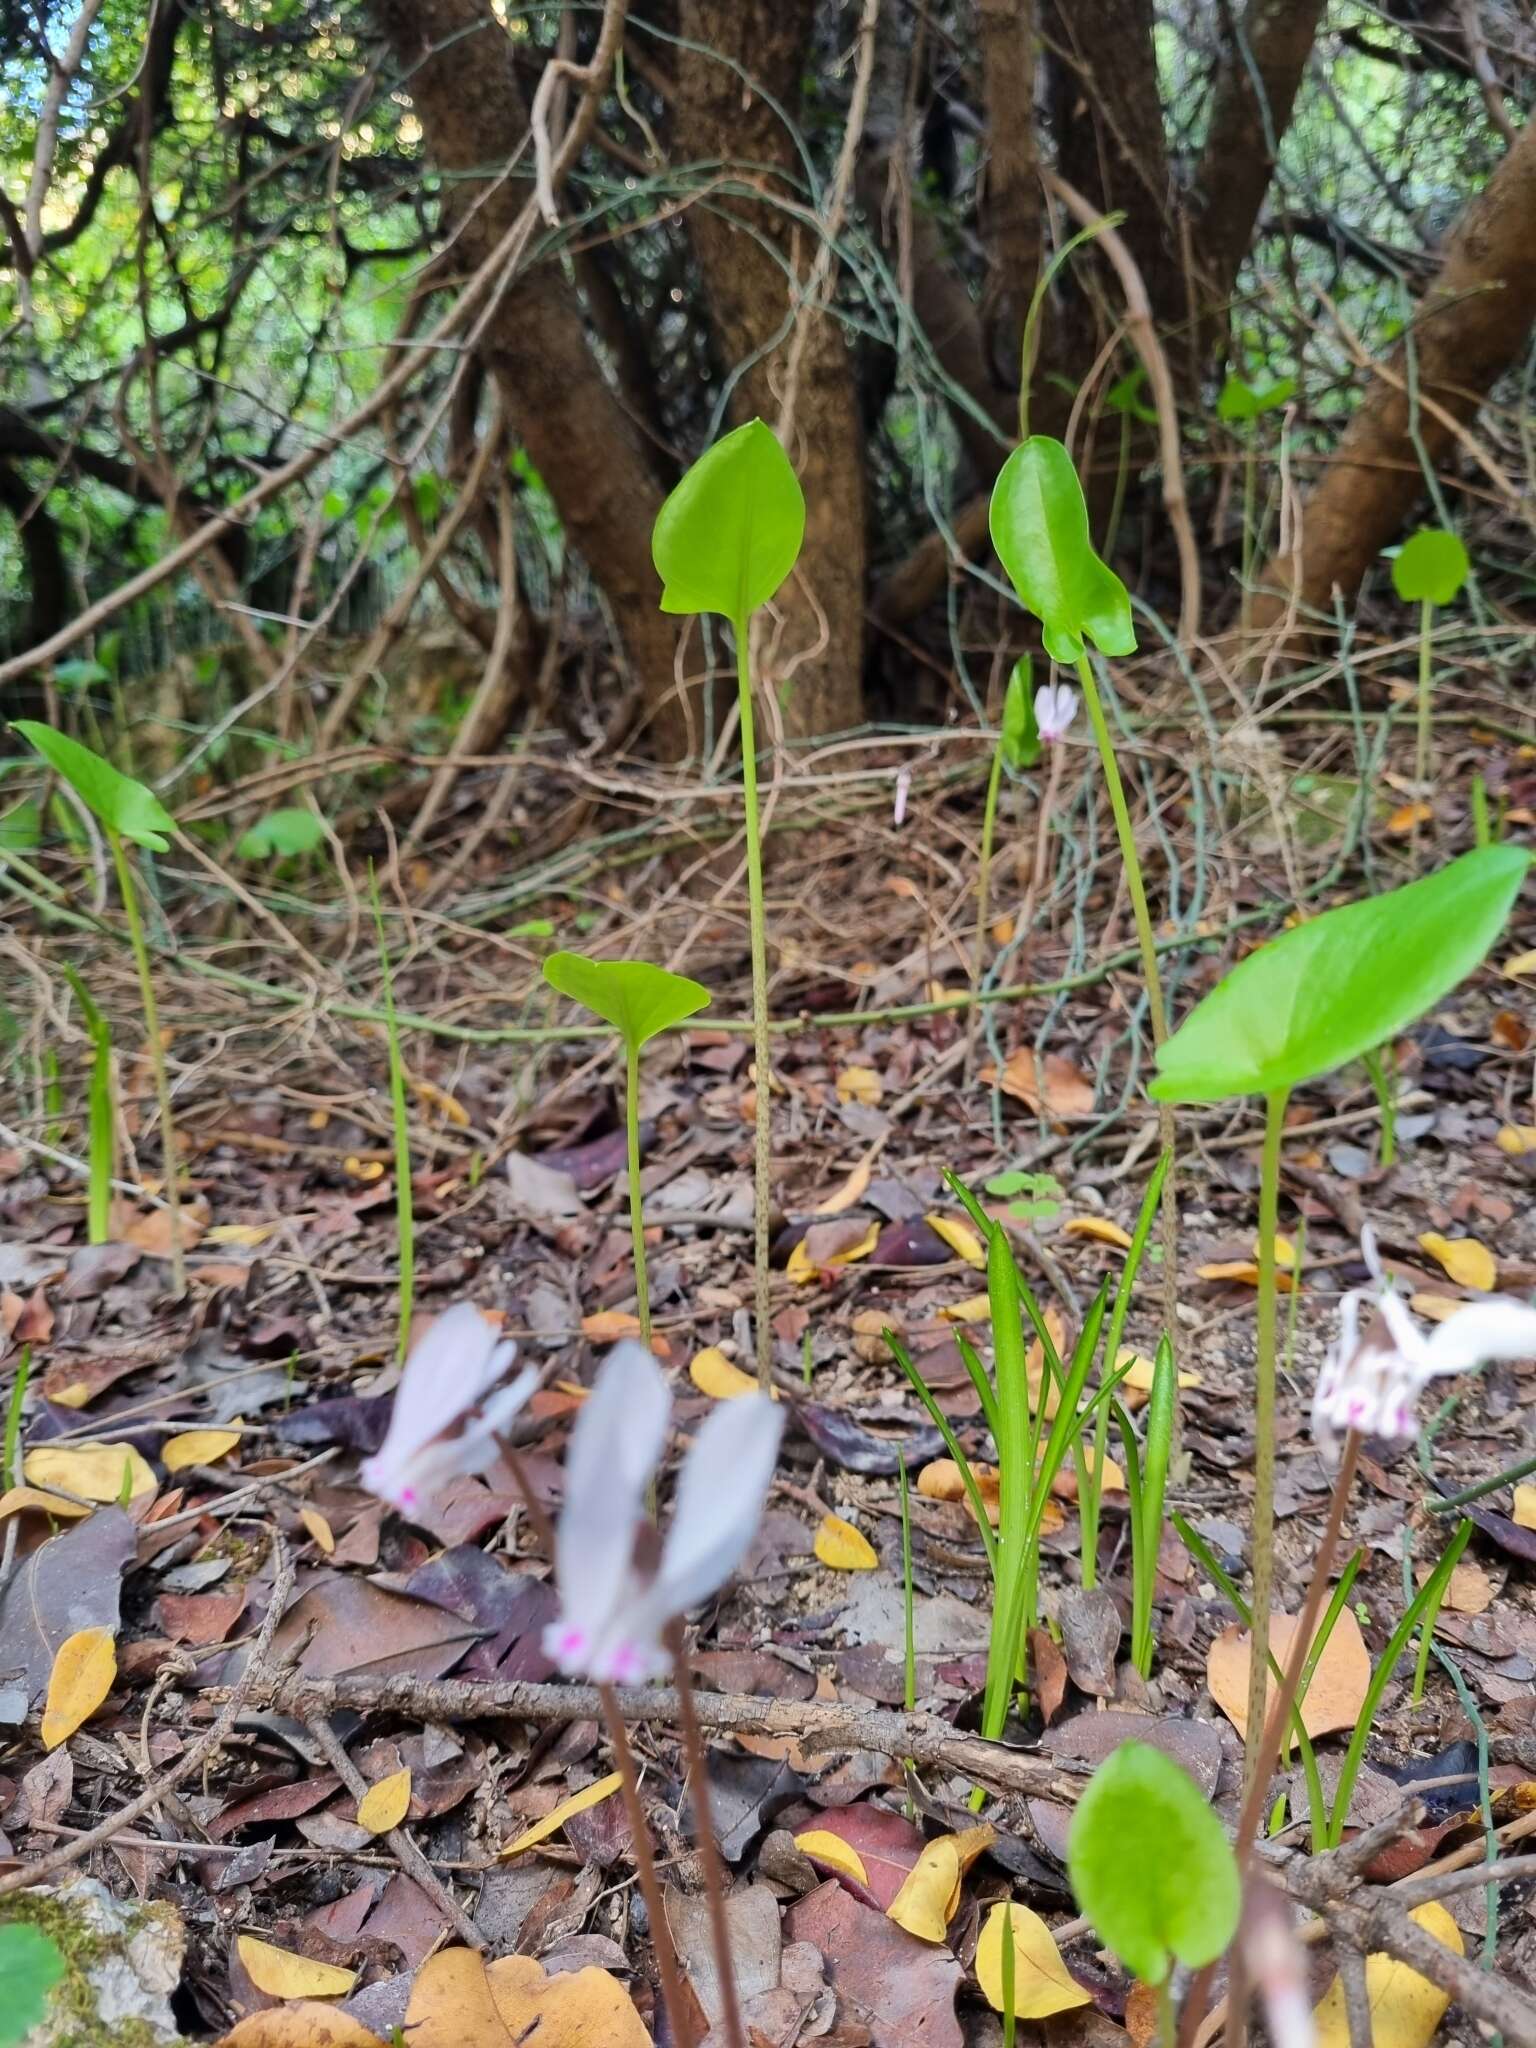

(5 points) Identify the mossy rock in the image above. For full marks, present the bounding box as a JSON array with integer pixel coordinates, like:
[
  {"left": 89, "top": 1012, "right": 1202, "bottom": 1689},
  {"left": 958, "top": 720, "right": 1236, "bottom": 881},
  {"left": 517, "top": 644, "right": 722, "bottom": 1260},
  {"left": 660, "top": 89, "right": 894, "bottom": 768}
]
[{"left": 2, "top": 1882, "right": 182, "bottom": 2048}]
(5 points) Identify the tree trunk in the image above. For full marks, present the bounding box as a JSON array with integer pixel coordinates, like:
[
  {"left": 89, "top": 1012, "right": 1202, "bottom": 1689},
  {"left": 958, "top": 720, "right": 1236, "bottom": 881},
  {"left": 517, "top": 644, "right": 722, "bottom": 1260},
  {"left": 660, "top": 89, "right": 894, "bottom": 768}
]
[
  {"left": 369, "top": 0, "right": 693, "bottom": 754},
  {"left": 1253, "top": 112, "right": 1536, "bottom": 626},
  {"left": 976, "top": 0, "right": 1042, "bottom": 390},
  {"left": 675, "top": 0, "right": 866, "bottom": 737}
]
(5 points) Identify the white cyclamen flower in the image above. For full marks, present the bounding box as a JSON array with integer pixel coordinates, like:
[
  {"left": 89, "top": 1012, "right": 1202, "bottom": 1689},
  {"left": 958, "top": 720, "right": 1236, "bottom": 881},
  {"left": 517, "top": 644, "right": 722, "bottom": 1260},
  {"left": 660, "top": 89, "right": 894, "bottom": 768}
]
[
  {"left": 543, "top": 1341, "right": 784, "bottom": 1685},
  {"left": 1034, "top": 682, "right": 1079, "bottom": 745},
  {"left": 892, "top": 765, "right": 912, "bottom": 828},
  {"left": 360, "top": 1302, "right": 537, "bottom": 1515},
  {"left": 1312, "top": 1227, "right": 1536, "bottom": 1459}
]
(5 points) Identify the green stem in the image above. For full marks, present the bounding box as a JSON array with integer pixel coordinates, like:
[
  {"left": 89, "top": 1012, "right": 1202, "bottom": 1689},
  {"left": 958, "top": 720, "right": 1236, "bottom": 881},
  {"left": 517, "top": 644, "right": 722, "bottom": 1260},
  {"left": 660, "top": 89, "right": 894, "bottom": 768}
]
[
  {"left": 626, "top": 1041, "right": 651, "bottom": 1346},
  {"left": 898, "top": 1451, "right": 916, "bottom": 1714},
  {"left": 1244, "top": 1085, "right": 1290, "bottom": 1793},
  {"left": 1427, "top": 1445, "right": 1536, "bottom": 1514},
  {"left": 975, "top": 742, "right": 1005, "bottom": 996},
  {"left": 1157, "top": 1974, "right": 1175, "bottom": 2048},
  {"left": 1104, "top": 410, "right": 1130, "bottom": 561},
  {"left": 734, "top": 611, "right": 775, "bottom": 1389},
  {"left": 108, "top": 828, "right": 185, "bottom": 1297},
  {"left": 1363, "top": 1045, "right": 1396, "bottom": 1168},
  {"left": 1415, "top": 595, "right": 1434, "bottom": 803},
  {"left": 1240, "top": 430, "right": 1256, "bottom": 637},
  {"left": 370, "top": 867, "right": 414, "bottom": 1364},
  {"left": 1074, "top": 653, "right": 1181, "bottom": 1378}
]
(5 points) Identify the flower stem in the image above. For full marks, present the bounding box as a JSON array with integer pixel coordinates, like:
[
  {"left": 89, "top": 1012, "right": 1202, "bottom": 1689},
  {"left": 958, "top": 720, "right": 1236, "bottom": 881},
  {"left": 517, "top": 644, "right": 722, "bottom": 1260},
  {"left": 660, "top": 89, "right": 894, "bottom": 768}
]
[
  {"left": 109, "top": 827, "right": 185, "bottom": 1297},
  {"left": 734, "top": 611, "right": 774, "bottom": 1389},
  {"left": 1415, "top": 595, "right": 1434, "bottom": 804},
  {"left": 970, "top": 740, "right": 1005, "bottom": 1081},
  {"left": 598, "top": 1685, "right": 696, "bottom": 2048},
  {"left": 666, "top": 1621, "right": 747, "bottom": 2048},
  {"left": 1363, "top": 1045, "right": 1396, "bottom": 1169},
  {"left": 626, "top": 1041, "right": 651, "bottom": 1346},
  {"left": 1073, "top": 654, "right": 1180, "bottom": 1364},
  {"left": 1243, "top": 1086, "right": 1291, "bottom": 1793}
]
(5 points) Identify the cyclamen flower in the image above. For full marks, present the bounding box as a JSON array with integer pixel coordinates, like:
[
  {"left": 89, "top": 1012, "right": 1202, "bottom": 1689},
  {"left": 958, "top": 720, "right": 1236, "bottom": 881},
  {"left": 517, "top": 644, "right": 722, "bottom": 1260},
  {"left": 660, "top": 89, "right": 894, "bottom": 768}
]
[
  {"left": 893, "top": 766, "right": 912, "bottom": 828},
  {"left": 361, "top": 1302, "right": 538, "bottom": 1515},
  {"left": 1312, "top": 1227, "right": 1536, "bottom": 1460},
  {"left": 543, "top": 1341, "right": 783, "bottom": 1685},
  {"left": 1034, "top": 682, "right": 1079, "bottom": 745}
]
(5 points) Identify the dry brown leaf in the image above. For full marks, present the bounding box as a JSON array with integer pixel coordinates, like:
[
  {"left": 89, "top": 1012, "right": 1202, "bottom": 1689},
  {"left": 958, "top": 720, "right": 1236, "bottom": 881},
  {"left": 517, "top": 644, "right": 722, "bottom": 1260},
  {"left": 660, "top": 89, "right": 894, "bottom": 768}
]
[
  {"left": 1061, "top": 1216, "right": 1133, "bottom": 1250},
  {"left": 836, "top": 1065, "right": 883, "bottom": 1107},
  {"left": 982, "top": 1047, "right": 1095, "bottom": 1117},
  {"left": 216, "top": 2006, "right": 382, "bottom": 2048},
  {"left": 580, "top": 1309, "right": 643, "bottom": 1343},
  {"left": 487, "top": 1954, "right": 651, "bottom": 2048},
  {"left": 1207, "top": 1606, "right": 1370, "bottom": 1740}
]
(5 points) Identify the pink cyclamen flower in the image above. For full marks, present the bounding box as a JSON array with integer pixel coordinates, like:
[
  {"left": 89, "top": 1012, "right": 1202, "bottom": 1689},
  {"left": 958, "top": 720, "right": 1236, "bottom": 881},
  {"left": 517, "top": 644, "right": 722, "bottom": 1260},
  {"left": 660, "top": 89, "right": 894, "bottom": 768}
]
[
  {"left": 1311, "top": 1226, "right": 1536, "bottom": 1460},
  {"left": 1034, "top": 682, "right": 1079, "bottom": 744},
  {"left": 360, "top": 1302, "right": 537, "bottom": 1516},
  {"left": 1243, "top": 1878, "right": 1314, "bottom": 2048},
  {"left": 893, "top": 766, "right": 912, "bottom": 828},
  {"left": 543, "top": 1340, "right": 784, "bottom": 1685}
]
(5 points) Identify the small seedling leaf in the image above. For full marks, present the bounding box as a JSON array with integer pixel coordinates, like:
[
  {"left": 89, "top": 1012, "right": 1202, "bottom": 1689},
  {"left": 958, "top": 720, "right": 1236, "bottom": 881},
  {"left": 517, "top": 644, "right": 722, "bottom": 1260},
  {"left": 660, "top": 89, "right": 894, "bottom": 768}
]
[
  {"left": 989, "top": 437, "right": 1136, "bottom": 663},
  {"left": 1067, "top": 1740, "right": 1240, "bottom": 1985},
  {"left": 542, "top": 951, "right": 710, "bottom": 1053},
  {"left": 1391, "top": 528, "right": 1469, "bottom": 607},
  {"left": 975, "top": 1903, "right": 1091, "bottom": 2017},
  {"left": 0, "top": 1925, "right": 66, "bottom": 2046},
  {"left": 41, "top": 1626, "right": 116, "bottom": 1748},
  {"left": 1000, "top": 657, "right": 1040, "bottom": 771},
  {"left": 12, "top": 722, "right": 175, "bottom": 850},
  {"left": 652, "top": 418, "right": 806, "bottom": 620},
  {"left": 1150, "top": 846, "right": 1530, "bottom": 1102},
  {"left": 236, "top": 808, "right": 326, "bottom": 860}
]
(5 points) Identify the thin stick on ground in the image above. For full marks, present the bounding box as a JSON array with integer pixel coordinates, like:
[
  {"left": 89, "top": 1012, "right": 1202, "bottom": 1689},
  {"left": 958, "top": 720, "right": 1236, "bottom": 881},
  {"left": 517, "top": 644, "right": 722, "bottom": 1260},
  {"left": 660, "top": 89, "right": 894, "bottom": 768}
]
[{"left": 667, "top": 1621, "right": 748, "bottom": 2048}]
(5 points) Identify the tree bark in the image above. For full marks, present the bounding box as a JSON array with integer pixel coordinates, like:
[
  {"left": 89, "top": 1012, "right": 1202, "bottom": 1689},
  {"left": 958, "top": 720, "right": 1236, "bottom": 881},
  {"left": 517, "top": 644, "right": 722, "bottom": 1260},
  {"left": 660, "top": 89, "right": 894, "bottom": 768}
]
[
  {"left": 1253, "top": 112, "right": 1536, "bottom": 626},
  {"left": 675, "top": 0, "right": 866, "bottom": 737},
  {"left": 368, "top": 0, "right": 693, "bottom": 754},
  {"left": 976, "top": 0, "right": 1042, "bottom": 392}
]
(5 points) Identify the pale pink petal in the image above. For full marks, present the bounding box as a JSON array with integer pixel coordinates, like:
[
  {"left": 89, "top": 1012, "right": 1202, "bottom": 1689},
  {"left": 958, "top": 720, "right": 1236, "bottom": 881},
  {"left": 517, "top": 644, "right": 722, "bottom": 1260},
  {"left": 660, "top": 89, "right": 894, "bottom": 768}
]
[
  {"left": 361, "top": 1303, "right": 516, "bottom": 1502},
  {"left": 550, "top": 1342, "right": 671, "bottom": 1660},
  {"left": 634, "top": 1393, "right": 784, "bottom": 1640},
  {"left": 1423, "top": 1297, "right": 1536, "bottom": 1379}
]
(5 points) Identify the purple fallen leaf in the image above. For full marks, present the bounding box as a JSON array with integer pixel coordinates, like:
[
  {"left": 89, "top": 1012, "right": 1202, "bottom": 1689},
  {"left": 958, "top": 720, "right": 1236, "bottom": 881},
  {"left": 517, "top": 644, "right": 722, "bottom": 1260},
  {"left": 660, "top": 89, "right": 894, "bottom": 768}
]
[
  {"left": 1045, "top": 1708, "right": 1223, "bottom": 1797},
  {"left": 538, "top": 1123, "right": 652, "bottom": 1191},
  {"left": 793, "top": 1401, "right": 941, "bottom": 1475},
  {"left": 794, "top": 1800, "right": 924, "bottom": 1910},
  {"left": 0, "top": 1507, "right": 136, "bottom": 1706},
  {"left": 274, "top": 1394, "right": 392, "bottom": 1451},
  {"left": 406, "top": 1544, "right": 556, "bottom": 1681},
  {"left": 1056, "top": 1587, "right": 1122, "bottom": 1698},
  {"left": 784, "top": 1880, "right": 963, "bottom": 2048},
  {"left": 1431, "top": 1480, "right": 1536, "bottom": 1563},
  {"left": 871, "top": 1217, "right": 954, "bottom": 1267}
]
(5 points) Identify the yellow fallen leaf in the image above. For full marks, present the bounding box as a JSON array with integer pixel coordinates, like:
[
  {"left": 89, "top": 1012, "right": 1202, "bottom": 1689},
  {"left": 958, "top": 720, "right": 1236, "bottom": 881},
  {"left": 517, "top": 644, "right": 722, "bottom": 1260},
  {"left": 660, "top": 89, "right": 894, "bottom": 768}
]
[
  {"left": 1253, "top": 1232, "right": 1297, "bottom": 1270},
  {"left": 237, "top": 1938, "right": 356, "bottom": 2002},
  {"left": 1418, "top": 1232, "right": 1496, "bottom": 1292},
  {"left": 342, "top": 1157, "right": 385, "bottom": 1182},
  {"left": 1497, "top": 1125, "right": 1536, "bottom": 1156},
  {"left": 581, "top": 1309, "right": 643, "bottom": 1343},
  {"left": 41, "top": 1627, "right": 116, "bottom": 1749},
  {"left": 886, "top": 1835, "right": 961, "bottom": 1941},
  {"left": 1513, "top": 1484, "right": 1536, "bottom": 1531},
  {"left": 216, "top": 2003, "right": 383, "bottom": 2048},
  {"left": 1504, "top": 949, "right": 1536, "bottom": 978},
  {"left": 939, "top": 1293, "right": 991, "bottom": 1324},
  {"left": 204, "top": 1223, "right": 276, "bottom": 1247},
  {"left": 924, "top": 1213, "right": 985, "bottom": 1268},
  {"left": 1116, "top": 1347, "right": 1201, "bottom": 1393},
  {"left": 793, "top": 1829, "right": 870, "bottom": 1887},
  {"left": 1061, "top": 1217, "right": 1133, "bottom": 1250},
  {"left": 1387, "top": 800, "right": 1433, "bottom": 836},
  {"left": 356, "top": 1766, "right": 412, "bottom": 1835},
  {"left": 975, "top": 1902, "right": 1092, "bottom": 2018},
  {"left": 1409, "top": 1293, "right": 1463, "bottom": 1323},
  {"left": 300, "top": 1507, "right": 335, "bottom": 1554},
  {"left": 918, "top": 1457, "right": 1002, "bottom": 1526},
  {"left": 943, "top": 1823, "right": 997, "bottom": 1917},
  {"left": 814, "top": 1514, "right": 879, "bottom": 1571},
  {"left": 1196, "top": 1259, "right": 1297, "bottom": 1292},
  {"left": 836, "top": 1065, "right": 883, "bottom": 1106},
  {"left": 815, "top": 1161, "right": 872, "bottom": 1215},
  {"left": 0, "top": 1486, "right": 92, "bottom": 1521},
  {"left": 787, "top": 1221, "right": 879, "bottom": 1285},
  {"left": 1208, "top": 1606, "right": 1370, "bottom": 1740},
  {"left": 1313, "top": 1900, "right": 1462, "bottom": 2048},
  {"left": 991, "top": 915, "right": 1016, "bottom": 945},
  {"left": 162, "top": 1425, "right": 242, "bottom": 1473},
  {"left": 486, "top": 1954, "right": 651, "bottom": 2048},
  {"left": 412, "top": 1077, "right": 470, "bottom": 1128},
  {"left": 689, "top": 1346, "right": 765, "bottom": 1400},
  {"left": 786, "top": 1240, "right": 817, "bottom": 1286},
  {"left": 502, "top": 1770, "right": 623, "bottom": 1857},
  {"left": 1049, "top": 1449, "right": 1125, "bottom": 1501},
  {"left": 23, "top": 1442, "right": 156, "bottom": 1504}
]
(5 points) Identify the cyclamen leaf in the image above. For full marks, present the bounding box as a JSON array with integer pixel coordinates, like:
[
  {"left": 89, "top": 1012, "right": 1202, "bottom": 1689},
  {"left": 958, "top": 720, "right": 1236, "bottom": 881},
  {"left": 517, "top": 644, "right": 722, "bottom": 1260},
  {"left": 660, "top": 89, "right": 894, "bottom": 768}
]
[
  {"left": 989, "top": 438, "right": 1136, "bottom": 664},
  {"left": 236, "top": 807, "right": 326, "bottom": 859},
  {"left": 543, "top": 951, "right": 710, "bottom": 1053},
  {"left": 1392, "top": 528, "right": 1470, "bottom": 607},
  {"left": 0, "top": 1926, "right": 66, "bottom": 2047},
  {"left": 1068, "top": 1741, "right": 1239, "bottom": 1985},
  {"left": 652, "top": 418, "right": 806, "bottom": 621},
  {"left": 13, "top": 722, "right": 175, "bottom": 850},
  {"left": 1150, "top": 845, "right": 1530, "bottom": 1103}
]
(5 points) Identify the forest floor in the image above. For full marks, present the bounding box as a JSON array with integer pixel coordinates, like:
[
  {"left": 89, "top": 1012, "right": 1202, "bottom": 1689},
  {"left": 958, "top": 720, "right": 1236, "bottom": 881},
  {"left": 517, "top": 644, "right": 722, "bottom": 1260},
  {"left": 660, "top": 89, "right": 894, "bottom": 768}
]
[{"left": 3, "top": 641, "right": 1536, "bottom": 2047}]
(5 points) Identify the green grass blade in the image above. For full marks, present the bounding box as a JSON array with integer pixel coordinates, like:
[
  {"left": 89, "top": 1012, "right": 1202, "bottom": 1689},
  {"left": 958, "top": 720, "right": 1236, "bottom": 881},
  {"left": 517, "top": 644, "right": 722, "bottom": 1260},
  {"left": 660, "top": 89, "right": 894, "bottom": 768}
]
[{"left": 886, "top": 1328, "right": 997, "bottom": 1573}]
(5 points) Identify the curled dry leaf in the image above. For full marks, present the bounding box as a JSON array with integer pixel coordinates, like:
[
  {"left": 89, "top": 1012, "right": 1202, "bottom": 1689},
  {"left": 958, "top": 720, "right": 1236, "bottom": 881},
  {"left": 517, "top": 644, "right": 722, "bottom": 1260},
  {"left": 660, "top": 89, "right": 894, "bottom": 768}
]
[
  {"left": 356, "top": 1766, "right": 412, "bottom": 1835},
  {"left": 690, "top": 1346, "right": 766, "bottom": 1400},
  {"left": 974, "top": 1902, "right": 1091, "bottom": 2018},
  {"left": 215, "top": 2005, "right": 382, "bottom": 2048},
  {"left": 1197, "top": 1260, "right": 1298, "bottom": 1293},
  {"left": 918, "top": 1457, "right": 1001, "bottom": 1526},
  {"left": 794, "top": 1829, "right": 870, "bottom": 1889},
  {"left": 938, "top": 1293, "right": 991, "bottom": 1324},
  {"left": 922, "top": 1214, "right": 985, "bottom": 1268},
  {"left": 886, "top": 1836, "right": 960, "bottom": 1942},
  {"left": 501, "top": 1771, "right": 622, "bottom": 1858},
  {"left": 814, "top": 1514, "right": 879, "bottom": 1570},
  {"left": 1207, "top": 1606, "right": 1370, "bottom": 1740},
  {"left": 41, "top": 1626, "right": 116, "bottom": 1749},
  {"left": 816, "top": 1160, "right": 873, "bottom": 1215},
  {"left": 162, "top": 1426, "right": 242, "bottom": 1473},
  {"left": 235, "top": 1938, "right": 355, "bottom": 2001},
  {"left": 1312, "top": 1900, "right": 1462, "bottom": 2048},
  {"left": 1417, "top": 1232, "right": 1496, "bottom": 1292},
  {"left": 836, "top": 1066, "right": 883, "bottom": 1106},
  {"left": 23, "top": 1441, "right": 156, "bottom": 1504},
  {"left": 580, "top": 1309, "right": 643, "bottom": 1343},
  {"left": 1061, "top": 1217, "right": 1133, "bottom": 1250}
]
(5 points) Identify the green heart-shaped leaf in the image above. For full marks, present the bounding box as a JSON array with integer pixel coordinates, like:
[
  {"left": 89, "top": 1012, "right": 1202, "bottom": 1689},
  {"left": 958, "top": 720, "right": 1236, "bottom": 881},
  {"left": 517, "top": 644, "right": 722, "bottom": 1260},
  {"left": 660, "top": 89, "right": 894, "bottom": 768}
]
[
  {"left": 543, "top": 951, "right": 711, "bottom": 1054},
  {"left": 1392, "top": 527, "right": 1470, "bottom": 607},
  {"left": 1068, "top": 1742, "right": 1239, "bottom": 1986},
  {"left": 1150, "top": 845, "right": 1530, "bottom": 1103},
  {"left": 652, "top": 419, "right": 806, "bottom": 622},
  {"left": 236, "top": 808, "right": 327, "bottom": 860},
  {"left": 0, "top": 1924, "right": 66, "bottom": 2047},
  {"left": 1000, "top": 656, "right": 1039, "bottom": 772},
  {"left": 989, "top": 438, "right": 1136, "bottom": 664},
  {"left": 13, "top": 722, "right": 175, "bottom": 850},
  {"left": 1216, "top": 373, "right": 1296, "bottom": 423},
  {"left": 1105, "top": 367, "right": 1156, "bottom": 423}
]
